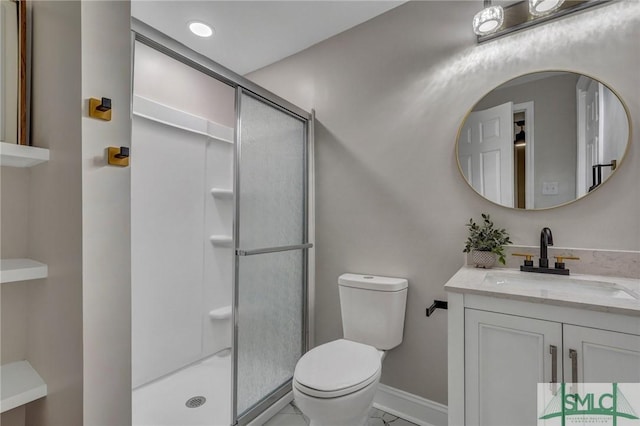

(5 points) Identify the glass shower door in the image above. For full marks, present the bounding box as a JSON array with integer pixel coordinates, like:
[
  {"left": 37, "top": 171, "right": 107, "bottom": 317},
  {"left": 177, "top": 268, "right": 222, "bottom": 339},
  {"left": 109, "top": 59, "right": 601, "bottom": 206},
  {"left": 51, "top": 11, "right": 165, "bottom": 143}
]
[{"left": 233, "top": 89, "right": 310, "bottom": 425}]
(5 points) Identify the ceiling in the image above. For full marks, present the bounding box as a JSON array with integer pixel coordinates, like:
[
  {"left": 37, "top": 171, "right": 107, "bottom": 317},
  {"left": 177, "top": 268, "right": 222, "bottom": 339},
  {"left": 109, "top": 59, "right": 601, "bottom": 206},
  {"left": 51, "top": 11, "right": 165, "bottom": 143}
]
[{"left": 132, "top": 1, "right": 406, "bottom": 76}]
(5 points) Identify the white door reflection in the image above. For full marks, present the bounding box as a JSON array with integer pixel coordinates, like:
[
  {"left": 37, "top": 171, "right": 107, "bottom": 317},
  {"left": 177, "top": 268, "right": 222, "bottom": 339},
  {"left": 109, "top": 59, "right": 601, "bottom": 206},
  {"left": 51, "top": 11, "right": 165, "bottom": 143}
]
[{"left": 458, "top": 102, "right": 514, "bottom": 207}]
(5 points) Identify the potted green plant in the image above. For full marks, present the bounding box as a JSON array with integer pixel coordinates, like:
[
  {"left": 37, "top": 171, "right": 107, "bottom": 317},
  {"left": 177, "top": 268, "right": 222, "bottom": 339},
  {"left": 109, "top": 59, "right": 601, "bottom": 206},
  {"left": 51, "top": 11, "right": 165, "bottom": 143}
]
[{"left": 463, "top": 213, "right": 512, "bottom": 268}]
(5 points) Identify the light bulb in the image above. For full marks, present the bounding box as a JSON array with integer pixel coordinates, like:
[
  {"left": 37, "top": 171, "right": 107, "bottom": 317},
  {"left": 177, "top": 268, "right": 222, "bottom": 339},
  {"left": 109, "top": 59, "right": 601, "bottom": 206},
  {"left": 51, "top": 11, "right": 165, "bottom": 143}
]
[
  {"left": 473, "top": 5, "right": 504, "bottom": 36},
  {"left": 529, "top": 0, "right": 565, "bottom": 16}
]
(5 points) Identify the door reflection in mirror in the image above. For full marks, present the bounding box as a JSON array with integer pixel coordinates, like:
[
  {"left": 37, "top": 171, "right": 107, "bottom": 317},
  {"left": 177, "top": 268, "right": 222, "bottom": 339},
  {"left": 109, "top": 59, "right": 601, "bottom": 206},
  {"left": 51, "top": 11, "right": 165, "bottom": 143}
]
[
  {"left": 457, "top": 71, "right": 630, "bottom": 210},
  {"left": 514, "top": 114, "right": 526, "bottom": 209}
]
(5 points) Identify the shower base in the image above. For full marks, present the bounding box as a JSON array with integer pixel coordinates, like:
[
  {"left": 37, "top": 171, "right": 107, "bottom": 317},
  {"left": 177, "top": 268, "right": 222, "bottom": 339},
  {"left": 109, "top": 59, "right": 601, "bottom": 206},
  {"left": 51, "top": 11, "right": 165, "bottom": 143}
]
[{"left": 133, "top": 352, "right": 231, "bottom": 426}]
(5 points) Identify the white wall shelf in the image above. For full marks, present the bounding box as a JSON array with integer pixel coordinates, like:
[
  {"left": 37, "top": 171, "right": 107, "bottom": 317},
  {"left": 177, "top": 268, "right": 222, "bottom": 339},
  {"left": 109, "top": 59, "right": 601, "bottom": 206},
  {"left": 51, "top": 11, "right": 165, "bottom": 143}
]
[
  {"left": 209, "top": 235, "right": 233, "bottom": 246},
  {"left": 210, "top": 188, "right": 233, "bottom": 199},
  {"left": 0, "top": 360, "right": 48, "bottom": 413},
  {"left": 1, "top": 259, "right": 48, "bottom": 284},
  {"left": 0, "top": 142, "right": 50, "bottom": 167}
]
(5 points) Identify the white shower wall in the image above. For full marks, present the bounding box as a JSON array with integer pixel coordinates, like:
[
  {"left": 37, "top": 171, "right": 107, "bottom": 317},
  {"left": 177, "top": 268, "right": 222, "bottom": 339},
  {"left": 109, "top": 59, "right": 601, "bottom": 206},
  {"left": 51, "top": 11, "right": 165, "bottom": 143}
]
[
  {"left": 132, "top": 42, "right": 235, "bottom": 388},
  {"left": 203, "top": 138, "right": 234, "bottom": 357}
]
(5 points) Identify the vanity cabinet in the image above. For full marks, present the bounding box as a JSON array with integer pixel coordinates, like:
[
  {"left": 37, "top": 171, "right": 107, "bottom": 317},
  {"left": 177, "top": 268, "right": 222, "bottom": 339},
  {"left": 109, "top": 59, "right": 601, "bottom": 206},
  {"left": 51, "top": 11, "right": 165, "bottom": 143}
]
[
  {"left": 465, "top": 310, "right": 560, "bottom": 426},
  {"left": 445, "top": 266, "right": 640, "bottom": 426},
  {"left": 464, "top": 309, "right": 640, "bottom": 426},
  {"left": 563, "top": 324, "right": 640, "bottom": 383}
]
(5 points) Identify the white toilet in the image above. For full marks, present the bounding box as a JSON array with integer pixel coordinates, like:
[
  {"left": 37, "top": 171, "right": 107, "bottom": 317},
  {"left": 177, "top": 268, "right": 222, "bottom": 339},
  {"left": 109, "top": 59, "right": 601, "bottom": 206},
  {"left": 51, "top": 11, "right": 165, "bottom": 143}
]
[{"left": 293, "top": 273, "right": 408, "bottom": 426}]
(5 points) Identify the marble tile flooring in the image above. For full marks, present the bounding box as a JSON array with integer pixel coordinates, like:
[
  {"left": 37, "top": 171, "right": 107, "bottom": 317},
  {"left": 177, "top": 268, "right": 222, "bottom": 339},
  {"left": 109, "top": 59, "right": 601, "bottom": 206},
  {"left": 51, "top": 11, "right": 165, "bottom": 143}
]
[{"left": 264, "top": 403, "right": 418, "bottom": 426}]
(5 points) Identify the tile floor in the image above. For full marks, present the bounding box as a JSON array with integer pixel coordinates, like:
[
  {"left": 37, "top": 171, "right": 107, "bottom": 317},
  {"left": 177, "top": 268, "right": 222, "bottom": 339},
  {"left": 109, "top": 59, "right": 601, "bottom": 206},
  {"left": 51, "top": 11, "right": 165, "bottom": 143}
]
[{"left": 264, "top": 402, "right": 418, "bottom": 426}]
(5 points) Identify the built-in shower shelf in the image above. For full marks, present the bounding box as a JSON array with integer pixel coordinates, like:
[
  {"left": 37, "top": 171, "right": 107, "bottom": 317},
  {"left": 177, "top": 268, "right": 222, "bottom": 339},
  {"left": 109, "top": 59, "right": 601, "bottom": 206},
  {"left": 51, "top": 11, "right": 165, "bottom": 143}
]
[
  {"left": 210, "top": 188, "right": 233, "bottom": 199},
  {"left": 210, "top": 235, "right": 233, "bottom": 246},
  {"left": 1, "top": 259, "right": 48, "bottom": 284},
  {"left": 209, "top": 305, "right": 232, "bottom": 320},
  {"left": 0, "top": 142, "right": 49, "bottom": 167},
  {"left": 0, "top": 361, "right": 47, "bottom": 413},
  {"left": 132, "top": 96, "right": 234, "bottom": 143}
]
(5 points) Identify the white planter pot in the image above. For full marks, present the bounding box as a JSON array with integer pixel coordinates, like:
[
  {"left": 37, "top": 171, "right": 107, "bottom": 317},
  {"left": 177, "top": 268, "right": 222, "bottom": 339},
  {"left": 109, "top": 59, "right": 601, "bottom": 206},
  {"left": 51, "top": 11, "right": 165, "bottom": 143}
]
[{"left": 471, "top": 250, "right": 497, "bottom": 269}]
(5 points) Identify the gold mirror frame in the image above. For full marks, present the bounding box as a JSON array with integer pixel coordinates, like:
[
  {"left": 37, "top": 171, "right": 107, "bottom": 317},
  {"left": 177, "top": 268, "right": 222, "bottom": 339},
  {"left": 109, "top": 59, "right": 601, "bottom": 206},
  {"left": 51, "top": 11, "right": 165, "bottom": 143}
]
[{"left": 455, "top": 70, "right": 632, "bottom": 211}]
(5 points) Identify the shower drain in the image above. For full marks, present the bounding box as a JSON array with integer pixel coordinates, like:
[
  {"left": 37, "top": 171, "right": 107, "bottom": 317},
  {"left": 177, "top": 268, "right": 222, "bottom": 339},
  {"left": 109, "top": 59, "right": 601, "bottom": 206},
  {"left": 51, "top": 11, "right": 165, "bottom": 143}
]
[{"left": 185, "top": 396, "right": 207, "bottom": 408}]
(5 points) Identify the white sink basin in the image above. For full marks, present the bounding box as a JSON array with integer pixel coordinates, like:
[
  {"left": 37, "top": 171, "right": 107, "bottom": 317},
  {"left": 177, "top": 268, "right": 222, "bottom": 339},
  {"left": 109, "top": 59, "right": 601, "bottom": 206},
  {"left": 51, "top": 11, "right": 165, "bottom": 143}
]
[{"left": 482, "top": 272, "right": 640, "bottom": 300}]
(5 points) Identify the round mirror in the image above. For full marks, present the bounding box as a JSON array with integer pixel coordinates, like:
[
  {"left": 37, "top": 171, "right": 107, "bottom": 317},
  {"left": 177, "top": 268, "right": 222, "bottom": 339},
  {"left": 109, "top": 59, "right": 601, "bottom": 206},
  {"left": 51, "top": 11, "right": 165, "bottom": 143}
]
[{"left": 456, "top": 71, "right": 630, "bottom": 210}]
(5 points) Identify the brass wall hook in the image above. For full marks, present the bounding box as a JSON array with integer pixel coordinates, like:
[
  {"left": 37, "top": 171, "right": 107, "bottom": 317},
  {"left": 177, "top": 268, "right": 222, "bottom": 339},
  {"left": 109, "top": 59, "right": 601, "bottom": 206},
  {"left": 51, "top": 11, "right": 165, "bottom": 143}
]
[
  {"left": 107, "top": 147, "right": 129, "bottom": 167},
  {"left": 89, "top": 97, "right": 112, "bottom": 121}
]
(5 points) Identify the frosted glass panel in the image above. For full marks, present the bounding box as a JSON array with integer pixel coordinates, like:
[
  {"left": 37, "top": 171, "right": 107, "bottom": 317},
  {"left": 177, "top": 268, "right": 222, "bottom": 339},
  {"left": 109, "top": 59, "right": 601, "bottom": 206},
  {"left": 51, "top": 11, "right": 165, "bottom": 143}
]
[
  {"left": 236, "top": 250, "right": 303, "bottom": 416},
  {"left": 238, "top": 94, "right": 305, "bottom": 249}
]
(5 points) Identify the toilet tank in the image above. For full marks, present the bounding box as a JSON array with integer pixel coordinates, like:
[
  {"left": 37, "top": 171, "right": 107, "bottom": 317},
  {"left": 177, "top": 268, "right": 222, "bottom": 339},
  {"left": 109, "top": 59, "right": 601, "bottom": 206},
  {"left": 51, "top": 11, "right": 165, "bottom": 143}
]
[{"left": 338, "top": 273, "right": 408, "bottom": 350}]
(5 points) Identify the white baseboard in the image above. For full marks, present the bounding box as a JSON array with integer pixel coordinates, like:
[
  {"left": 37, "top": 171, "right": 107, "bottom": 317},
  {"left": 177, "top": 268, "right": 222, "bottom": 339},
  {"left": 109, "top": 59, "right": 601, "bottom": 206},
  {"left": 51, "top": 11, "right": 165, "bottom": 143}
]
[
  {"left": 252, "top": 384, "right": 448, "bottom": 426},
  {"left": 373, "top": 384, "right": 448, "bottom": 426}
]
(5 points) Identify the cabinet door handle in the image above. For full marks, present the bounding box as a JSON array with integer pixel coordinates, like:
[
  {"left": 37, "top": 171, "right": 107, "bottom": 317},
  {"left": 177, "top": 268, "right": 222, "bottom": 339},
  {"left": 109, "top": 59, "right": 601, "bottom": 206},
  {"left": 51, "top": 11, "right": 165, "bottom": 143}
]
[
  {"left": 550, "top": 345, "right": 558, "bottom": 383},
  {"left": 569, "top": 349, "right": 578, "bottom": 383}
]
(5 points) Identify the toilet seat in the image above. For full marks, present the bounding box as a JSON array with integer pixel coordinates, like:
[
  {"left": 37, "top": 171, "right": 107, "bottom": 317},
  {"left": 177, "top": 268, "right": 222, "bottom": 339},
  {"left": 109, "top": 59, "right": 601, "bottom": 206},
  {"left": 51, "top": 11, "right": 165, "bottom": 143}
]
[{"left": 293, "top": 339, "right": 381, "bottom": 399}]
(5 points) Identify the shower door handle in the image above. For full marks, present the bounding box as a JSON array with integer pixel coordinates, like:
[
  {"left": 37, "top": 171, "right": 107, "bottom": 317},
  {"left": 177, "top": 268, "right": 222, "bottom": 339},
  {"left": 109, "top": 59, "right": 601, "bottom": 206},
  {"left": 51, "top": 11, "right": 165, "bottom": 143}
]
[{"left": 236, "top": 243, "right": 313, "bottom": 256}]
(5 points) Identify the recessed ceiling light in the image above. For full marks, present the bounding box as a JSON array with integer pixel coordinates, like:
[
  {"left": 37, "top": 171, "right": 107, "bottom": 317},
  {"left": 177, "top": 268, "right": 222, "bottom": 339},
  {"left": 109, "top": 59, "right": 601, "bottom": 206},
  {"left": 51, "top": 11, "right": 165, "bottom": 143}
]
[{"left": 189, "top": 21, "right": 214, "bottom": 38}]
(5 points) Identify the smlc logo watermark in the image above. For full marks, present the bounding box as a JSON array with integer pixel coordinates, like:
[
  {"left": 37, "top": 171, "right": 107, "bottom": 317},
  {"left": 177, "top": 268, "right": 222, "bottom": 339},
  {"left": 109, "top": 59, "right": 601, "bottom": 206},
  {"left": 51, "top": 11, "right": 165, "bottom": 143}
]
[{"left": 538, "top": 383, "right": 640, "bottom": 425}]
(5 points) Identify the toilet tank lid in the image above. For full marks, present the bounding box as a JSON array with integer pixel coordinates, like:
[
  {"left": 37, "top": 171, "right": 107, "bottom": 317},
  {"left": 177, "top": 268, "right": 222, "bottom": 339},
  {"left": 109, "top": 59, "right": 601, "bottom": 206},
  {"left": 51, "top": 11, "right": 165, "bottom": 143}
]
[{"left": 338, "top": 273, "right": 408, "bottom": 292}]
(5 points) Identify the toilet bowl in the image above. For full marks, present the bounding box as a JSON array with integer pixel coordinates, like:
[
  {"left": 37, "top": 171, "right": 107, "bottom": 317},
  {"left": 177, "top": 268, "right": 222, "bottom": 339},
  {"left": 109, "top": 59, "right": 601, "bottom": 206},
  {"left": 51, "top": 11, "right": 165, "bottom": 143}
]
[
  {"left": 293, "top": 339, "right": 384, "bottom": 426},
  {"left": 293, "top": 274, "right": 408, "bottom": 426}
]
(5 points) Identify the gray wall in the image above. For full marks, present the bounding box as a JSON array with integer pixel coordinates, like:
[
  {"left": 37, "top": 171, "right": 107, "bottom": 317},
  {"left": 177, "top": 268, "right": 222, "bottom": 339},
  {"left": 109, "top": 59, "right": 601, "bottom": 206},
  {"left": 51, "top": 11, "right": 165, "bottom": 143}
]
[
  {"left": 602, "top": 86, "right": 628, "bottom": 169},
  {"left": 1, "top": 2, "right": 131, "bottom": 425},
  {"left": 1, "top": 167, "right": 32, "bottom": 426},
  {"left": 25, "top": 2, "right": 84, "bottom": 425},
  {"left": 0, "top": 0, "right": 18, "bottom": 145},
  {"left": 474, "top": 73, "right": 580, "bottom": 208},
  {"left": 248, "top": 1, "right": 640, "bottom": 404},
  {"left": 80, "top": 2, "right": 132, "bottom": 424},
  {"left": 81, "top": 1, "right": 135, "bottom": 426},
  {"left": 1, "top": 168, "right": 30, "bottom": 364}
]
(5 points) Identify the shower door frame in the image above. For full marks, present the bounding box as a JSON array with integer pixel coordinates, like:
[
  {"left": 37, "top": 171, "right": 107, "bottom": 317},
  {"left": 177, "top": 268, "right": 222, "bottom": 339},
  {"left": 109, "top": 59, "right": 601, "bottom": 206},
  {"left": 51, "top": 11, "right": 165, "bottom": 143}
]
[
  {"left": 233, "top": 87, "right": 311, "bottom": 425},
  {"left": 131, "top": 19, "right": 315, "bottom": 426}
]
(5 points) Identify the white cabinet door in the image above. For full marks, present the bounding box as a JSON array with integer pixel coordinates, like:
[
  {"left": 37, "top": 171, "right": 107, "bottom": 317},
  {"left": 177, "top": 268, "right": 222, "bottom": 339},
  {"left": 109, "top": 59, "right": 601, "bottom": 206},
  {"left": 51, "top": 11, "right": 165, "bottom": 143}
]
[
  {"left": 563, "top": 325, "right": 640, "bottom": 383},
  {"left": 465, "top": 309, "right": 562, "bottom": 426}
]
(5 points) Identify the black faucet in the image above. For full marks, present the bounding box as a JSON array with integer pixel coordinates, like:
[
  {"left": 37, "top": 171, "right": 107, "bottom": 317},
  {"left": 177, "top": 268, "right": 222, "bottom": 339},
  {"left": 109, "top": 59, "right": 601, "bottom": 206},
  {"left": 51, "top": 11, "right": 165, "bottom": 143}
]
[
  {"left": 515, "top": 227, "right": 577, "bottom": 275},
  {"left": 539, "top": 227, "right": 553, "bottom": 268}
]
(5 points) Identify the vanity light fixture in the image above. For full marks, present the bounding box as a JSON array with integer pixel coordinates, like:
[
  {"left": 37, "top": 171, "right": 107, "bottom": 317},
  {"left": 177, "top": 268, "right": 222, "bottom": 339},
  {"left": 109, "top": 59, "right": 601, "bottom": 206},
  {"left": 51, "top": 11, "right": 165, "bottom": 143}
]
[
  {"left": 475, "top": 0, "right": 611, "bottom": 43},
  {"left": 529, "top": 0, "right": 565, "bottom": 16},
  {"left": 188, "top": 21, "right": 214, "bottom": 38},
  {"left": 473, "top": 0, "right": 504, "bottom": 36}
]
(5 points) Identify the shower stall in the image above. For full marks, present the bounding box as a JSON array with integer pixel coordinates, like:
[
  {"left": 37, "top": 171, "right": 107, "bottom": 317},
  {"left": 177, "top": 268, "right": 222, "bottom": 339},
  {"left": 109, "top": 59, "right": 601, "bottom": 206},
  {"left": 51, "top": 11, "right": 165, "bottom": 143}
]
[{"left": 130, "top": 20, "right": 313, "bottom": 426}]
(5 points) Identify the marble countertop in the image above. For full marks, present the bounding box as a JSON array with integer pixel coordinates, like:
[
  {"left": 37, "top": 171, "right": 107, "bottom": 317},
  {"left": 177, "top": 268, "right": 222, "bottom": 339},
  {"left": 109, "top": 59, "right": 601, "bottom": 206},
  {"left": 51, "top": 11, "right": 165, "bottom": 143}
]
[{"left": 444, "top": 266, "right": 640, "bottom": 316}]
